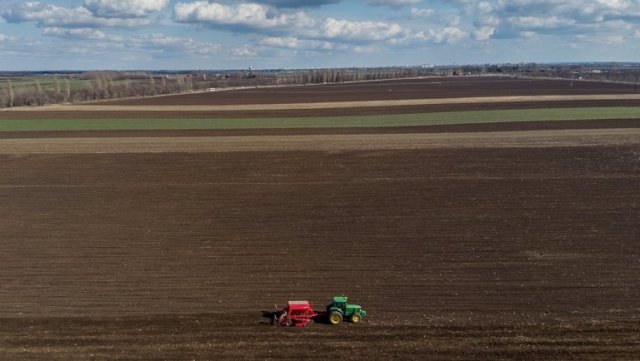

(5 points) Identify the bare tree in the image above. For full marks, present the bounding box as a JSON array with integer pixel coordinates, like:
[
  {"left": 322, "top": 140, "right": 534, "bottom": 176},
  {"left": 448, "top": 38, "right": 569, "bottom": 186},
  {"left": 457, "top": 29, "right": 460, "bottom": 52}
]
[
  {"left": 149, "top": 76, "right": 156, "bottom": 95},
  {"left": 54, "top": 77, "right": 61, "bottom": 94},
  {"left": 7, "top": 79, "right": 14, "bottom": 108},
  {"left": 64, "top": 78, "right": 71, "bottom": 103},
  {"left": 35, "top": 79, "right": 43, "bottom": 94}
]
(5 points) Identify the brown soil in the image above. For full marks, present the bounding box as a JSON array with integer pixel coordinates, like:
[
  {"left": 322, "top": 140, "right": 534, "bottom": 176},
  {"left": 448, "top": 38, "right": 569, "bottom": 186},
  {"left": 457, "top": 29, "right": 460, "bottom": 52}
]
[
  {"left": 99, "top": 77, "right": 640, "bottom": 106},
  {"left": 1, "top": 141, "right": 639, "bottom": 360},
  {"left": 1, "top": 77, "right": 639, "bottom": 360},
  {"left": 0, "top": 118, "right": 639, "bottom": 139},
  {"left": 1, "top": 128, "right": 640, "bottom": 154}
]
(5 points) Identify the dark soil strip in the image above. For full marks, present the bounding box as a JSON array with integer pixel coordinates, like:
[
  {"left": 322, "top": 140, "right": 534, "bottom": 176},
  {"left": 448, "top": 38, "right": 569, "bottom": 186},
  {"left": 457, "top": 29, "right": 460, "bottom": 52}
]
[
  {"left": 97, "top": 77, "right": 640, "bottom": 106},
  {"left": 1, "top": 118, "right": 638, "bottom": 139}
]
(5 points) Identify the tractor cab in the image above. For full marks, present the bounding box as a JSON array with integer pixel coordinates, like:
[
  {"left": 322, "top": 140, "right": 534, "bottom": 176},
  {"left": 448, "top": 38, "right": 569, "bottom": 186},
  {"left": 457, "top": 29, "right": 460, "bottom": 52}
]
[{"left": 326, "top": 296, "right": 367, "bottom": 325}]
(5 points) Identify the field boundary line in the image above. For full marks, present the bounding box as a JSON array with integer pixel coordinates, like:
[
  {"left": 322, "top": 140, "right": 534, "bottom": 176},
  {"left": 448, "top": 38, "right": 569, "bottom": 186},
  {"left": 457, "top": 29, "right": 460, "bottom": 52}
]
[
  {"left": 4, "top": 94, "right": 640, "bottom": 112},
  {"left": 1, "top": 128, "right": 639, "bottom": 154}
]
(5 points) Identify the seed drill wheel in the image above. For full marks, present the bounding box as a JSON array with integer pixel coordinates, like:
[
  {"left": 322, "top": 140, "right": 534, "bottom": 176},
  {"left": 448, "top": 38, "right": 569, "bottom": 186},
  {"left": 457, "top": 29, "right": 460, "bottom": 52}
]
[
  {"left": 329, "top": 311, "right": 343, "bottom": 325},
  {"left": 350, "top": 313, "right": 362, "bottom": 323}
]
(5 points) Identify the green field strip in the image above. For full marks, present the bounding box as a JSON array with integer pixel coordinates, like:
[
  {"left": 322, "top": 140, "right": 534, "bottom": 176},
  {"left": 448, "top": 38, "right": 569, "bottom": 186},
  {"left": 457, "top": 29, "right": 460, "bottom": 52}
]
[{"left": 0, "top": 107, "right": 639, "bottom": 132}]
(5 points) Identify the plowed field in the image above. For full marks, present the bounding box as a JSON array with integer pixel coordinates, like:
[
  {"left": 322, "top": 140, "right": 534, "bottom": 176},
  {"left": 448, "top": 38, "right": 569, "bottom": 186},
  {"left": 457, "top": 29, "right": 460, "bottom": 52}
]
[
  {"left": 102, "top": 77, "right": 639, "bottom": 105},
  {"left": 0, "top": 77, "right": 639, "bottom": 360}
]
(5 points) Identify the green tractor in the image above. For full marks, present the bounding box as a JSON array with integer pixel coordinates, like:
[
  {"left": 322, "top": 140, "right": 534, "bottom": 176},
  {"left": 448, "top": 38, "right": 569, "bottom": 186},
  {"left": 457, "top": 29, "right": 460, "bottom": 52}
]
[{"left": 326, "top": 296, "right": 367, "bottom": 325}]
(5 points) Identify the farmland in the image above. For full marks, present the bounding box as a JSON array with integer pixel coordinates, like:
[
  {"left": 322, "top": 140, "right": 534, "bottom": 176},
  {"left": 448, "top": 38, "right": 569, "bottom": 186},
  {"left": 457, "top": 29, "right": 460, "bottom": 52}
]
[{"left": 0, "top": 77, "right": 639, "bottom": 360}]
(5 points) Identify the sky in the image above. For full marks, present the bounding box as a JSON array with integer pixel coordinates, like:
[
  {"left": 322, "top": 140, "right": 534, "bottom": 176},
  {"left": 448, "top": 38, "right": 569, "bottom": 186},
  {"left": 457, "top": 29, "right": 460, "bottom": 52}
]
[{"left": 0, "top": 0, "right": 639, "bottom": 70}]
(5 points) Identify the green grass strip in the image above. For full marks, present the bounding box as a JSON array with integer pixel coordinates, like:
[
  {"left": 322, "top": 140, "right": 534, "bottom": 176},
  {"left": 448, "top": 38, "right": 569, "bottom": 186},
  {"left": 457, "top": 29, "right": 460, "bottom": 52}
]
[{"left": 0, "top": 107, "right": 639, "bottom": 132}]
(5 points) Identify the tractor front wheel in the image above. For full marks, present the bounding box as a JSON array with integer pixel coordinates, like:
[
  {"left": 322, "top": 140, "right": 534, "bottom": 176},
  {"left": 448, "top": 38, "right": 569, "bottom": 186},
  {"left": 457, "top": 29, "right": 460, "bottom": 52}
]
[
  {"left": 350, "top": 313, "right": 362, "bottom": 323},
  {"left": 329, "top": 311, "right": 343, "bottom": 325}
]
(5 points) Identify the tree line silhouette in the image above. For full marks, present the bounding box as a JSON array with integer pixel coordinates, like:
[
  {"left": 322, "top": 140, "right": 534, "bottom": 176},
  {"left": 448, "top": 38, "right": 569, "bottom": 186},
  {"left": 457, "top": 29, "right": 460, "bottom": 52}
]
[{"left": 2, "top": 64, "right": 639, "bottom": 108}]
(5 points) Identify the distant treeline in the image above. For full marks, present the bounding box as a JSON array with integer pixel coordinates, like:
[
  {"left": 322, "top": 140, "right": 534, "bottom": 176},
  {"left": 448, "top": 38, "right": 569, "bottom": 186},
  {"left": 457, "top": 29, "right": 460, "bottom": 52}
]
[
  {"left": 0, "top": 67, "right": 430, "bottom": 108},
  {"left": 1, "top": 64, "right": 639, "bottom": 108},
  {"left": 1, "top": 73, "right": 199, "bottom": 108}
]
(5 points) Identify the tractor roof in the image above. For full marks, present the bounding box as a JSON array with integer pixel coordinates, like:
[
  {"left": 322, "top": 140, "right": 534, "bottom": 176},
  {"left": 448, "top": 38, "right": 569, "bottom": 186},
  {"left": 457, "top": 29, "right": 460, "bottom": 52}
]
[{"left": 332, "top": 296, "right": 348, "bottom": 303}]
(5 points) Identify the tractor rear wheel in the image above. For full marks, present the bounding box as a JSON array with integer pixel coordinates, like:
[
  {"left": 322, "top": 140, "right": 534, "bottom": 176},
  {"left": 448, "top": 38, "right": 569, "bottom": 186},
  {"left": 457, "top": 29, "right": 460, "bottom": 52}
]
[
  {"left": 329, "top": 311, "right": 343, "bottom": 325},
  {"left": 350, "top": 313, "right": 362, "bottom": 323}
]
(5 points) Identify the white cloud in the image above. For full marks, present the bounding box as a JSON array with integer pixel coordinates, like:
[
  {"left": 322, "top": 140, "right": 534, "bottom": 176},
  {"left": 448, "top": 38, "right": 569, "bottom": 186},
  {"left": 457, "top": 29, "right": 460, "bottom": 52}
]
[
  {"left": 352, "top": 44, "right": 382, "bottom": 54},
  {"left": 258, "top": 36, "right": 302, "bottom": 48},
  {"left": 434, "top": 0, "right": 640, "bottom": 42},
  {"left": 576, "top": 34, "right": 625, "bottom": 45},
  {"left": 231, "top": 45, "right": 258, "bottom": 58},
  {"left": 40, "top": 26, "right": 222, "bottom": 57},
  {"left": 83, "top": 0, "right": 169, "bottom": 18},
  {"left": 519, "top": 30, "right": 537, "bottom": 39},
  {"left": 258, "top": 36, "right": 333, "bottom": 50},
  {"left": 174, "top": 1, "right": 314, "bottom": 31},
  {"left": 410, "top": 8, "right": 434, "bottom": 18},
  {"left": 367, "top": 0, "right": 422, "bottom": 9},
  {"left": 253, "top": 0, "right": 340, "bottom": 8},
  {"left": 42, "top": 27, "right": 117, "bottom": 40},
  {"left": 319, "top": 18, "right": 404, "bottom": 41},
  {"left": 1, "top": 2, "right": 151, "bottom": 28},
  {"left": 135, "top": 34, "right": 223, "bottom": 55},
  {"left": 0, "top": 33, "right": 12, "bottom": 42},
  {"left": 476, "top": 0, "right": 640, "bottom": 28},
  {"left": 507, "top": 16, "right": 576, "bottom": 30},
  {"left": 174, "top": 1, "right": 409, "bottom": 45},
  {"left": 414, "top": 27, "right": 467, "bottom": 44},
  {"left": 473, "top": 26, "right": 495, "bottom": 41}
]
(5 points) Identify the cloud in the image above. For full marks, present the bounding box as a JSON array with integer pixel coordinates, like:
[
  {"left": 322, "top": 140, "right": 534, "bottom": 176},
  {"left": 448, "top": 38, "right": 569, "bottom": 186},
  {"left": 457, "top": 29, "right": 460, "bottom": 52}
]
[
  {"left": 414, "top": 26, "right": 467, "bottom": 44},
  {"left": 258, "top": 36, "right": 303, "bottom": 48},
  {"left": 461, "top": 0, "right": 640, "bottom": 40},
  {"left": 256, "top": 35, "right": 385, "bottom": 55},
  {"left": 576, "top": 33, "right": 625, "bottom": 45},
  {"left": 506, "top": 0, "right": 640, "bottom": 22},
  {"left": 174, "top": 1, "right": 409, "bottom": 45},
  {"left": 174, "top": 1, "right": 314, "bottom": 32},
  {"left": 367, "top": 0, "right": 422, "bottom": 9},
  {"left": 0, "top": 33, "right": 14, "bottom": 42},
  {"left": 258, "top": 36, "right": 334, "bottom": 50},
  {"left": 507, "top": 15, "right": 576, "bottom": 30},
  {"left": 134, "top": 34, "right": 223, "bottom": 55},
  {"left": 1, "top": 1, "right": 151, "bottom": 28},
  {"left": 252, "top": 0, "right": 341, "bottom": 8},
  {"left": 39, "top": 27, "right": 223, "bottom": 58},
  {"left": 83, "top": 0, "right": 169, "bottom": 18},
  {"left": 42, "top": 27, "right": 118, "bottom": 40},
  {"left": 172, "top": 0, "right": 479, "bottom": 59},
  {"left": 473, "top": 26, "right": 495, "bottom": 41},
  {"left": 410, "top": 8, "right": 434, "bottom": 18},
  {"left": 319, "top": 18, "right": 405, "bottom": 41},
  {"left": 231, "top": 45, "right": 258, "bottom": 58}
]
